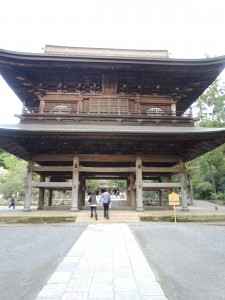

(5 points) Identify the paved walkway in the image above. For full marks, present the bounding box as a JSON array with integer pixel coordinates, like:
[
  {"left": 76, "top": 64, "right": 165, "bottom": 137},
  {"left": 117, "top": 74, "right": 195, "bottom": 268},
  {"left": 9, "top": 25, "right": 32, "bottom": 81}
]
[{"left": 36, "top": 224, "right": 167, "bottom": 300}]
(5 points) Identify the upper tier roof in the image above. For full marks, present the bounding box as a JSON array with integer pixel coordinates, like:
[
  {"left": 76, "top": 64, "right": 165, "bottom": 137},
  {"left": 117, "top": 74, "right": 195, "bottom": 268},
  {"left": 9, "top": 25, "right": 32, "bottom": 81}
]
[
  {"left": 0, "top": 46, "right": 225, "bottom": 113},
  {"left": 44, "top": 45, "right": 169, "bottom": 59}
]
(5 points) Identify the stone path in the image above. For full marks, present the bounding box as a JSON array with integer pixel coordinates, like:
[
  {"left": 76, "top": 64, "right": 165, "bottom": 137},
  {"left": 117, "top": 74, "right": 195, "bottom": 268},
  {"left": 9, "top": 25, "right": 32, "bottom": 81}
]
[{"left": 36, "top": 224, "right": 167, "bottom": 299}]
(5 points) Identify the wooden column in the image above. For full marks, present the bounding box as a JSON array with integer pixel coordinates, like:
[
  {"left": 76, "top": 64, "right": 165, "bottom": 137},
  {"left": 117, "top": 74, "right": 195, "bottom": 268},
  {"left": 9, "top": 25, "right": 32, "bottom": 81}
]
[
  {"left": 22, "top": 101, "right": 25, "bottom": 114},
  {"left": 171, "top": 103, "right": 176, "bottom": 116},
  {"left": 81, "top": 178, "right": 86, "bottom": 206},
  {"left": 24, "top": 160, "right": 33, "bottom": 212},
  {"left": 159, "top": 190, "right": 163, "bottom": 206},
  {"left": 40, "top": 99, "right": 45, "bottom": 113},
  {"left": 127, "top": 178, "right": 131, "bottom": 206},
  {"left": 136, "top": 157, "right": 144, "bottom": 212},
  {"left": 37, "top": 175, "right": 45, "bottom": 210},
  {"left": 78, "top": 175, "right": 85, "bottom": 209},
  {"left": 71, "top": 156, "right": 79, "bottom": 212},
  {"left": 166, "top": 175, "right": 172, "bottom": 206},
  {"left": 130, "top": 174, "right": 136, "bottom": 209},
  {"left": 180, "top": 159, "right": 189, "bottom": 211},
  {"left": 48, "top": 190, "right": 53, "bottom": 206},
  {"left": 159, "top": 177, "right": 163, "bottom": 206}
]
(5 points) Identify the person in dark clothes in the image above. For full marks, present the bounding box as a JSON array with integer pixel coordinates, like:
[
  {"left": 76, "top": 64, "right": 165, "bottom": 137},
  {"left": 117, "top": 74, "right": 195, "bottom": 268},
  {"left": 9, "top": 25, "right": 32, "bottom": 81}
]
[
  {"left": 8, "top": 194, "right": 16, "bottom": 209},
  {"left": 88, "top": 191, "right": 98, "bottom": 220}
]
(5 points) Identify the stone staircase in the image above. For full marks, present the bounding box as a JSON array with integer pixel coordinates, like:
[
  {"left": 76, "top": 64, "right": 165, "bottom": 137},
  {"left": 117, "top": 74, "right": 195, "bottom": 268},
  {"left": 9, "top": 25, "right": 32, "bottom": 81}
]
[{"left": 75, "top": 210, "right": 141, "bottom": 223}]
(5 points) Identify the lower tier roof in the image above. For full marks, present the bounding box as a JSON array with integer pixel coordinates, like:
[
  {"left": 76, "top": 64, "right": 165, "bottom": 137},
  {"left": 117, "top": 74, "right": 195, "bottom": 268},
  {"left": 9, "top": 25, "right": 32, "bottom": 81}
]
[{"left": 1, "top": 124, "right": 225, "bottom": 162}]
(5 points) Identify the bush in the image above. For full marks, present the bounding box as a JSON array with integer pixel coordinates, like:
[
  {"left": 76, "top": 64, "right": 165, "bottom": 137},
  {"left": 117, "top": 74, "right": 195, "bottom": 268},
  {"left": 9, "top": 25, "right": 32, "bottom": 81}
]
[
  {"left": 195, "top": 182, "right": 213, "bottom": 199},
  {"left": 211, "top": 192, "right": 225, "bottom": 202}
]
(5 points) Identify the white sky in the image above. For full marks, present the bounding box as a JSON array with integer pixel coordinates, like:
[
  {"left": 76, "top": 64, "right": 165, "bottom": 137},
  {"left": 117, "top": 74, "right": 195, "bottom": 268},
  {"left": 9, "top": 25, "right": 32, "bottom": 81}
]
[{"left": 1, "top": 0, "right": 225, "bottom": 124}]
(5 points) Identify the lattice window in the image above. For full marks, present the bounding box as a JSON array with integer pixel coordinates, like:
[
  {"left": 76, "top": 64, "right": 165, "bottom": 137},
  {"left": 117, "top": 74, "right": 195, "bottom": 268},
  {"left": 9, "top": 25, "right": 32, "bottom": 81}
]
[
  {"left": 51, "top": 105, "right": 71, "bottom": 114},
  {"left": 146, "top": 107, "right": 165, "bottom": 116},
  {"left": 89, "top": 98, "right": 128, "bottom": 114}
]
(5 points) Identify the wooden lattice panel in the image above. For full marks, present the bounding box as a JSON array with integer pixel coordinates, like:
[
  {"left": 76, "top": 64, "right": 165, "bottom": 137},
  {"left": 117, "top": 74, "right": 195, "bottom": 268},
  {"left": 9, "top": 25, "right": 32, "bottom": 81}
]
[{"left": 89, "top": 98, "right": 128, "bottom": 114}]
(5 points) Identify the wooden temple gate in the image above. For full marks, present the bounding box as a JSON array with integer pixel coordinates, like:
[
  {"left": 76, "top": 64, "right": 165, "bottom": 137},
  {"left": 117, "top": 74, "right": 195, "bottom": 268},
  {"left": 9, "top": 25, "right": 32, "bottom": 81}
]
[
  {"left": 24, "top": 154, "right": 188, "bottom": 212},
  {"left": 1, "top": 45, "right": 225, "bottom": 214}
]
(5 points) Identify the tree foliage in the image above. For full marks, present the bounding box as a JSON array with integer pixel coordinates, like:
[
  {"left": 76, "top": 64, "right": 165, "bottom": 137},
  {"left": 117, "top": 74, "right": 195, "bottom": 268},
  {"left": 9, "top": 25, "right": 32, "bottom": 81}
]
[
  {"left": 0, "top": 152, "right": 27, "bottom": 198},
  {"left": 108, "top": 180, "right": 126, "bottom": 192},
  {"left": 195, "top": 79, "right": 225, "bottom": 127},
  {"left": 85, "top": 180, "right": 100, "bottom": 194},
  {"left": 188, "top": 79, "right": 225, "bottom": 200}
]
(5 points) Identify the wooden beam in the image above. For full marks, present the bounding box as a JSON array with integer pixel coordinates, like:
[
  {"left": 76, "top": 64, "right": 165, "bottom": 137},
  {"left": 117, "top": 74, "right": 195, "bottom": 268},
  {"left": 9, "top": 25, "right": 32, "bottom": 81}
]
[
  {"left": 79, "top": 155, "right": 136, "bottom": 162},
  {"left": 143, "top": 182, "right": 181, "bottom": 188},
  {"left": 141, "top": 155, "right": 180, "bottom": 162},
  {"left": 79, "top": 167, "right": 136, "bottom": 172},
  {"left": 33, "top": 154, "right": 74, "bottom": 162},
  {"left": 33, "top": 154, "right": 179, "bottom": 164},
  {"left": 32, "top": 182, "right": 72, "bottom": 188},
  {"left": 143, "top": 167, "right": 180, "bottom": 173},
  {"left": 41, "top": 94, "right": 82, "bottom": 101},
  {"left": 33, "top": 166, "right": 73, "bottom": 172}
]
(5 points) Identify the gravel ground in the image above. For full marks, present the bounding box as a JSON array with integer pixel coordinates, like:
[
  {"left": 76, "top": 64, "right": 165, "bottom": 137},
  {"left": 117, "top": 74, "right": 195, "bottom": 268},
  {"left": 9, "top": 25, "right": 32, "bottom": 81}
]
[
  {"left": 0, "top": 223, "right": 86, "bottom": 300},
  {"left": 1, "top": 222, "right": 225, "bottom": 300},
  {"left": 130, "top": 222, "right": 225, "bottom": 300}
]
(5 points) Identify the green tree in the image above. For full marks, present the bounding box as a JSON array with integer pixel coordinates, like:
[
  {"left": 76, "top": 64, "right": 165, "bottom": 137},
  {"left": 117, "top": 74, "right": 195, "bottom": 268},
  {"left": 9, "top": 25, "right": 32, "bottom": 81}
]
[
  {"left": 85, "top": 179, "right": 100, "bottom": 193},
  {"left": 108, "top": 180, "right": 126, "bottom": 192},
  {"left": 0, "top": 158, "right": 27, "bottom": 198},
  {"left": 195, "top": 79, "right": 225, "bottom": 127},
  {"left": 187, "top": 79, "right": 225, "bottom": 200}
]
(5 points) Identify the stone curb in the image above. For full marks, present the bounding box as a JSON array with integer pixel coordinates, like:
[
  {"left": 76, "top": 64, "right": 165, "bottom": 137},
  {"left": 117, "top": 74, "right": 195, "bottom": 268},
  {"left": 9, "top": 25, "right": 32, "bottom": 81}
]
[
  {"left": 0, "top": 214, "right": 225, "bottom": 223},
  {"left": 140, "top": 215, "right": 225, "bottom": 222},
  {"left": 0, "top": 216, "right": 76, "bottom": 224}
]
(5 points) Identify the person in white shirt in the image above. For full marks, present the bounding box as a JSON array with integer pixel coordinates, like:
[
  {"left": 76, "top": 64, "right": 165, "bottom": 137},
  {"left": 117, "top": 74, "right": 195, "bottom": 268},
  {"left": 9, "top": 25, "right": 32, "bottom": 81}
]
[{"left": 101, "top": 189, "right": 111, "bottom": 219}]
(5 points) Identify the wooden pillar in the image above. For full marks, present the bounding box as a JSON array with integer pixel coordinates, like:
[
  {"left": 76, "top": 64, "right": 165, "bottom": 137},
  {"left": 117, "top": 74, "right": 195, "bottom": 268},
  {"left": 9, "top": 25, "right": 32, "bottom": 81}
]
[
  {"left": 37, "top": 175, "right": 45, "bottom": 210},
  {"left": 81, "top": 177, "right": 86, "bottom": 206},
  {"left": 130, "top": 174, "right": 136, "bottom": 209},
  {"left": 187, "top": 173, "right": 194, "bottom": 206},
  {"left": 159, "top": 177, "right": 163, "bottom": 206},
  {"left": 48, "top": 190, "right": 53, "bottom": 206},
  {"left": 24, "top": 160, "right": 33, "bottom": 212},
  {"left": 127, "top": 178, "right": 131, "bottom": 206},
  {"left": 171, "top": 103, "right": 176, "bottom": 116},
  {"left": 22, "top": 101, "right": 25, "bottom": 114},
  {"left": 136, "top": 157, "right": 144, "bottom": 212},
  {"left": 71, "top": 156, "right": 79, "bottom": 212},
  {"left": 159, "top": 190, "right": 163, "bottom": 206},
  {"left": 166, "top": 175, "right": 172, "bottom": 206},
  {"left": 40, "top": 99, "right": 45, "bottom": 113},
  {"left": 78, "top": 175, "right": 85, "bottom": 209},
  {"left": 180, "top": 159, "right": 189, "bottom": 211}
]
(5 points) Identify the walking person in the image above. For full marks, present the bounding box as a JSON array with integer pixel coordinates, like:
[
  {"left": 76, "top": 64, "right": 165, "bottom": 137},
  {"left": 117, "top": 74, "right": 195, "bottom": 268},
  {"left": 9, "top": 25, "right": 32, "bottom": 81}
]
[
  {"left": 101, "top": 189, "right": 111, "bottom": 219},
  {"left": 88, "top": 191, "right": 98, "bottom": 220},
  {"left": 8, "top": 194, "right": 16, "bottom": 209}
]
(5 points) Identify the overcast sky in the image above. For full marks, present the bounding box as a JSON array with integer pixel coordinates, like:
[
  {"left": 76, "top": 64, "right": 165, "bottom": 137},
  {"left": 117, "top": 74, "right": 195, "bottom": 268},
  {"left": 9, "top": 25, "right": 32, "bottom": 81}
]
[{"left": 1, "top": 0, "right": 225, "bottom": 124}]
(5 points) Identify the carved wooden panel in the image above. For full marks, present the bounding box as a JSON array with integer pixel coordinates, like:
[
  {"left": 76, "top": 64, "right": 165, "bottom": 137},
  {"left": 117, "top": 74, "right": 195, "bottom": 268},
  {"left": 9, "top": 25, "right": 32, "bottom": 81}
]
[
  {"left": 102, "top": 74, "right": 117, "bottom": 95},
  {"left": 45, "top": 102, "right": 78, "bottom": 112}
]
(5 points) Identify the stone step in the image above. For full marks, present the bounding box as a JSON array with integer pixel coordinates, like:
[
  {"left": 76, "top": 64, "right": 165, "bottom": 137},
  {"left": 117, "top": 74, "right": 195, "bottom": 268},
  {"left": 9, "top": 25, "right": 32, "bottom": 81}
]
[
  {"left": 75, "top": 215, "right": 140, "bottom": 223},
  {"left": 75, "top": 219, "right": 140, "bottom": 223}
]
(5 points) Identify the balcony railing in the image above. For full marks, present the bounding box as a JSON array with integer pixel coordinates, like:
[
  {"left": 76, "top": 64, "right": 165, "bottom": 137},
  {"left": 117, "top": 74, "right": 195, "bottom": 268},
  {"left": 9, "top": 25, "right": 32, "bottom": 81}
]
[{"left": 22, "top": 107, "right": 192, "bottom": 118}]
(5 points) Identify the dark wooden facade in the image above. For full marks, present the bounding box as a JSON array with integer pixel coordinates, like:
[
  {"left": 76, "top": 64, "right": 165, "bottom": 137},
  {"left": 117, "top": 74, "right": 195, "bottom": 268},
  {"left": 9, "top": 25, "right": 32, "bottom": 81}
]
[{"left": 1, "top": 45, "right": 225, "bottom": 212}]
